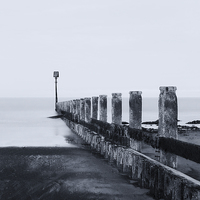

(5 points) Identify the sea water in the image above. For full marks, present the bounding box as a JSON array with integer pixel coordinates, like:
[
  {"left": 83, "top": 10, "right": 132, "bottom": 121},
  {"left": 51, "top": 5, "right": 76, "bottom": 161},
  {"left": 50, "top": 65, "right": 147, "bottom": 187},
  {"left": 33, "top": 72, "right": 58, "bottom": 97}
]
[
  {"left": 0, "top": 97, "right": 200, "bottom": 147},
  {"left": 0, "top": 98, "right": 75, "bottom": 147},
  {"left": 109, "top": 97, "right": 200, "bottom": 128}
]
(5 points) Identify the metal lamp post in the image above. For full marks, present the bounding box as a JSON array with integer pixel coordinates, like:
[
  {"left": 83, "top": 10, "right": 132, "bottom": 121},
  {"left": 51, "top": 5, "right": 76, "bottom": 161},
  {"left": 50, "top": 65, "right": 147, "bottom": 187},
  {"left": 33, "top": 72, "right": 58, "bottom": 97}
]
[{"left": 53, "top": 71, "right": 59, "bottom": 110}]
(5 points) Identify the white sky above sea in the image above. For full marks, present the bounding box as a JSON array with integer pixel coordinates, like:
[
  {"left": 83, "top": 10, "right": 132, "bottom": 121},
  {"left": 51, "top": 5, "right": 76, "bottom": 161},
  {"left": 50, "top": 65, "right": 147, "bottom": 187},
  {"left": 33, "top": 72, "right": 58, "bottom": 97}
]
[{"left": 0, "top": 1, "right": 200, "bottom": 98}]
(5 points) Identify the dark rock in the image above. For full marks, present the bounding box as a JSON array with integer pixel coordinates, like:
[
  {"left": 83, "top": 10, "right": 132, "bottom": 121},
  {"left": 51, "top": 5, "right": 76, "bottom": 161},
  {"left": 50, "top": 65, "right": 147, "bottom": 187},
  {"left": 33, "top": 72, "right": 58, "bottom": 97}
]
[
  {"left": 186, "top": 120, "right": 200, "bottom": 124},
  {"left": 142, "top": 120, "right": 159, "bottom": 125},
  {"left": 122, "top": 121, "right": 129, "bottom": 125},
  {"left": 178, "top": 125, "right": 200, "bottom": 133},
  {"left": 48, "top": 115, "right": 63, "bottom": 119}
]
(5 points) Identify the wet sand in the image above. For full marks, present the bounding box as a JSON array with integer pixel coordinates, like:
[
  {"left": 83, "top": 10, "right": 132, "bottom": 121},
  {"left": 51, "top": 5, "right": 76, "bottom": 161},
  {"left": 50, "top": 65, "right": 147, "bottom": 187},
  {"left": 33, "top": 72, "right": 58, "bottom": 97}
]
[
  {"left": 178, "top": 130, "right": 200, "bottom": 145},
  {"left": 0, "top": 135, "right": 154, "bottom": 200},
  {"left": 140, "top": 130, "right": 200, "bottom": 182}
]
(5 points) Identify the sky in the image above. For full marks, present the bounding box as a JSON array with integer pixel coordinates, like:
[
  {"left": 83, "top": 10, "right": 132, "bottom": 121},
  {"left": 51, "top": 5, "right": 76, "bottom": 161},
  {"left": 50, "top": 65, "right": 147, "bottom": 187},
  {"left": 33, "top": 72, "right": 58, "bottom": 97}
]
[{"left": 0, "top": 0, "right": 200, "bottom": 98}]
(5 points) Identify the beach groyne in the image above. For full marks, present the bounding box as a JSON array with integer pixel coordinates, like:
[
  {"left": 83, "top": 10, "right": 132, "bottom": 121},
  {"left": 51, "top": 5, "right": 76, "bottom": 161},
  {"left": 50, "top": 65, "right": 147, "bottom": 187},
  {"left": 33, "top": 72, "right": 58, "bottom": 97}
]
[{"left": 56, "top": 87, "right": 200, "bottom": 199}]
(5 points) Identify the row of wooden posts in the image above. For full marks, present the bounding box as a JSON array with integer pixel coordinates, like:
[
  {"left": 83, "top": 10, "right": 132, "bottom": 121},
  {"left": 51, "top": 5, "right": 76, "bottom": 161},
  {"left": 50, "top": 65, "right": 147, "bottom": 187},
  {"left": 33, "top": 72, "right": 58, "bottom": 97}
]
[
  {"left": 56, "top": 86, "right": 178, "bottom": 139},
  {"left": 55, "top": 86, "right": 200, "bottom": 199}
]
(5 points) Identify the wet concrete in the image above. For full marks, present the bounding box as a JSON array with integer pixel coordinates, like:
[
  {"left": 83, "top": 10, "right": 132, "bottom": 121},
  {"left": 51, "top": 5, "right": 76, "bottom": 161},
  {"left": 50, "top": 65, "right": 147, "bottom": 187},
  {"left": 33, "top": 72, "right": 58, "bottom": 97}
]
[{"left": 0, "top": 133, "right": 154, "bottom": 200}]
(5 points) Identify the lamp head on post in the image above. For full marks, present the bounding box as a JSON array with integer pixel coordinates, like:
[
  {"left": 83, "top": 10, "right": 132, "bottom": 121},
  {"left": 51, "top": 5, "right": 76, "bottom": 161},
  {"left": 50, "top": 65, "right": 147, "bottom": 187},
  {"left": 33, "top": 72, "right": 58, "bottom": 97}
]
[{"left": 53, "top": 71, "right": 59, "bottom": 78}]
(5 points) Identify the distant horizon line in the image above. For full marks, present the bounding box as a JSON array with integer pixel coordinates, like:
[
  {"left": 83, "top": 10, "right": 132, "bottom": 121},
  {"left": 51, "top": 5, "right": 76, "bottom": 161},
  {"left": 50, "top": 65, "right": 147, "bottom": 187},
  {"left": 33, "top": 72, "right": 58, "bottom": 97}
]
[{"left": 1, "top": 96, "right": 200, "bottom": 99}]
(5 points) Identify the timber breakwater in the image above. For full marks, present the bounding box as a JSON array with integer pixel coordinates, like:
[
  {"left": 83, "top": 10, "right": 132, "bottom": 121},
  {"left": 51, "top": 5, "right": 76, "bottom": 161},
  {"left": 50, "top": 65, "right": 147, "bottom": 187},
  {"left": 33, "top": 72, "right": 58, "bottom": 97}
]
[{"left": 56, "top": 87, "right": 200, "bottom": 200}]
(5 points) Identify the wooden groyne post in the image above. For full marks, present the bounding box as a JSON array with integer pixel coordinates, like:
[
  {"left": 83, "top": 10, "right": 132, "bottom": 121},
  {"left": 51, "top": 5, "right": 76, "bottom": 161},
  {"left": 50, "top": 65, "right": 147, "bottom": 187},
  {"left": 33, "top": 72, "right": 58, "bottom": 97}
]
[
  {"left": 92, "top": 97, "right": 98, "bottom": 120},
  {"left": 80, "top": 98, "right": 85, "bottom": 121},
  {"left": 158, "top": 86, "right": 178, "bottom": 139},
  {"left": 129, "top": 91, "right": 142, "bottom": 129},
  {"left": 99, "top": 95, "right": 107, "bottom": 122},
  {"left": 158, "top": 86, "right": 178, "bottom": 168},
  {"left": 112, "top": 93, "right": 122, "bottom": 125},
  {"left": 85, "top": 98, "right": 91, "bottom": 123}
]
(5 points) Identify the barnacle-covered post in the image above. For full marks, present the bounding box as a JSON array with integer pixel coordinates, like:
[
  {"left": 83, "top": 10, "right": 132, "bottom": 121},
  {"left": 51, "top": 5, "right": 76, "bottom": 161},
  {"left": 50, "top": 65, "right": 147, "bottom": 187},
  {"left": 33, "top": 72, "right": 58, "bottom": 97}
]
[
  {"left": 158, "top": 86, "right": 178, "bottom": 139},
  {"left": 85, "top": 97, "right": 91, "bottom": 123},
  {"left": 112, "top": 93, "right": 122, "bottom": 125},
  {"left": 158, "top": 86, "right": 178, "bottom": 169},
  {"left": 80, "top": 98, "right": 85, "bottom": 121},
  {"left": 92, "top": 96, "right": 99, "bottom": 120},
  {"left": 99, "top": 95, "right": 107, "bottom": 122},
  {"left": 129, "top": 91, "right": 142, "bottom": 130}
]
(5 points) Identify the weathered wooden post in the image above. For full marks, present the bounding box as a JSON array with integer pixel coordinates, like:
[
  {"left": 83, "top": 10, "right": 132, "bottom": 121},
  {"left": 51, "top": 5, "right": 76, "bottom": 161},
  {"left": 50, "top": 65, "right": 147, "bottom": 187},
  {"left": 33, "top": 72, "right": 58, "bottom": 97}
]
[
  {"left": 74, "top": 100, "right": 77, "bottom": 114},
  {"left": 129, "top": 91, "right": 142, "bottom": 129},
  {"left": 76, "top": 99, "right": 80, "bottom": 115},
  {"left": 112, "top": 93, "right": 122, "bottom": 125},
  {"left": 85, "top": 98, "right": 91, "bottom": 123},
  {"left": 129, "top": 91, "right": 142, "bottom": 151},
  {"left": 92, "top": 97, "right": 98, "bottom": 120},
  {"left": 67, "top": 101, "right": 70, "bottom": 113},
  {"left": 70, "top": 100, "right": 73, "bottom": 113},
  {"left": 158, "top": 86, "right": 178, "bottom": 139},
  {"left": 75, "top": 99, "right": 80, "bottom": 122},
  {"left": 71, "top": 99, "right": 75, "bottom": 121},
  {"left": 99, "top": 95, "right": 107, "bottom": 122},
  {"left": 72, "top": 100, "right": 76, "bottom": 114},
  {"left": 74, "top": 99, "right": 77, "bottom": 114},
  {"left": 158, "top": 86, "right": 178, "bottom": 169},
  {"left": 53, "top": 71, "right": 59, "bottom": 110},
  {"left": 80, "top": 98, "right": 85, "bottom": 121}
]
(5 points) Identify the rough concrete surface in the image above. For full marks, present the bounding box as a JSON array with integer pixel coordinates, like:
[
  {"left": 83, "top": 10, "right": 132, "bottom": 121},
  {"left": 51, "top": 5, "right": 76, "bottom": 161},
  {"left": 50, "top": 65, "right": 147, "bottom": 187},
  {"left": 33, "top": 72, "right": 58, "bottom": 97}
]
[{"left": 0, "top": 133, "right": 154, "bottom": 200}]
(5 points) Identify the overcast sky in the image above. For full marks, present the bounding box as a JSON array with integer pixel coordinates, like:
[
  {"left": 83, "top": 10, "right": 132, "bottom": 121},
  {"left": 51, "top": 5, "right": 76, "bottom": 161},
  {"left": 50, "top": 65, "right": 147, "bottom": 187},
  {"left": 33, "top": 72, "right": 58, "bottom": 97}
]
[{"left": 0, "top": 1, "right": 200, "bottom": 98}]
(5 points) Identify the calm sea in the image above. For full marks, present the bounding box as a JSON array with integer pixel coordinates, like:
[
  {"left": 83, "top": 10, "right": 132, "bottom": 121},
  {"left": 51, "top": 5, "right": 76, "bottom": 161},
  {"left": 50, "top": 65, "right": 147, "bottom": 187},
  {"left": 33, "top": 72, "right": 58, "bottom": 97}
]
[
  {"left": 0, "top": 98, "right": 75, "bottom": 147},
  {"left": 108, "top": 97, "right": 200, "bottom": 127},
  {"left": 0, "top": 97, "right": 200, "bottom": 147}
]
